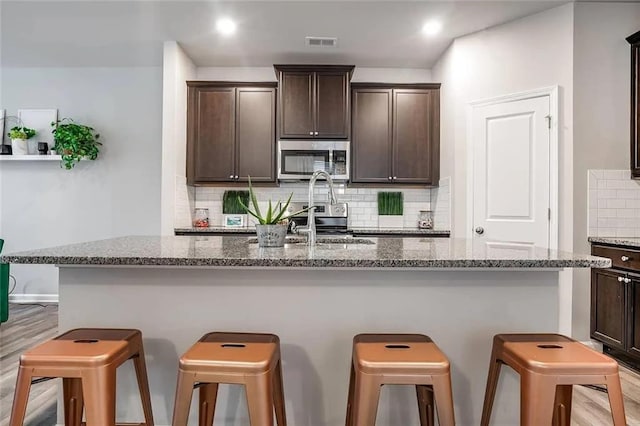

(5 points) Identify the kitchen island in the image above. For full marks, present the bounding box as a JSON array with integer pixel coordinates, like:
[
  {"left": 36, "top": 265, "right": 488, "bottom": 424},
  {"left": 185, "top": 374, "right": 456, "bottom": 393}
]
[{"left": 3, "top": 236, "right": 609, "bottom": 426}]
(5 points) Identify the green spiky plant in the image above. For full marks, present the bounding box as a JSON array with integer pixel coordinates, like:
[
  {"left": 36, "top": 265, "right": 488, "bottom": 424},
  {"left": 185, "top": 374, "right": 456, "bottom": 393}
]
[
  {"left": 378, "top": 192, "right": 404, "bottom": 216},
  {"left": 238, "top": 177, "right": 308, "bottom": 225},
  {"left": 51, "top": 118, "right": 101, "bottom": 170}
]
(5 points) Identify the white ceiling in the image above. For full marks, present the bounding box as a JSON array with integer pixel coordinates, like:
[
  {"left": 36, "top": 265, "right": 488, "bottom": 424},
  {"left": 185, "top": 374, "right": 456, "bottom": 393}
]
[{"left": 0, "top": 1, "right": 577, "bottom": 68}]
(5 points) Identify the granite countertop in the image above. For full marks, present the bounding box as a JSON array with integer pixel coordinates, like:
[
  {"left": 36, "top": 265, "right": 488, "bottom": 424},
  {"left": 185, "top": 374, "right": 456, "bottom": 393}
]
[
  {"left": 175, "top": 226, "right": 450, "bottom": 236},
  {"left": 2, "top": 235, "right": 609, "bottom": 269},
  {"left": 588, "top": 237, "right": 640, "bottom": 248}
]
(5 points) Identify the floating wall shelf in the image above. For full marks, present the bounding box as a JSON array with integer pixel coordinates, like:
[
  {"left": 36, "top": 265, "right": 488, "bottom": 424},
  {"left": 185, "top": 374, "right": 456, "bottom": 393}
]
[{"left": 0, "top": 155, "right": 62, "bottom": 162}]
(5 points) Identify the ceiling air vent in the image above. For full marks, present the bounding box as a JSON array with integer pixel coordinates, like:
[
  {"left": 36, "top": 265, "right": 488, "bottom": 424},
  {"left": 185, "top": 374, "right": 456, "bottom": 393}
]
[{"left": 305, "top": 36, "right": 338, "bottom": 48}]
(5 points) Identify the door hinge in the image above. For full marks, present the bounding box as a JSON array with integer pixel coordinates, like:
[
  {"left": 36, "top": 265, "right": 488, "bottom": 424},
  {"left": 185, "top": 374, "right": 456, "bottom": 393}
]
[
  {"left": 545, "top": 115, "right": 552, "bottom": 129},
  {"left": 548, "top": 208, "right": 551, "bottom": 221}
]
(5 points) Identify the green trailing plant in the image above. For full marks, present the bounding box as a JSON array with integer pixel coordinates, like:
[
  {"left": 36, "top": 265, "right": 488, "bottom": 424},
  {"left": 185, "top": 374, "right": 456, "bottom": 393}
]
[
  {"left": 51, "top": 118, "right": 101, "bottom": 170},
  {"left": 378, "top": 192, "right": 404, "bottom": 216},
  {"left": 223, "top": 190, "right": 250, "bottom": 214},
  {"left": 238, "top": 177, "right": 308, "bottom": 225},
  {"left": 8, "top": 126, "right": 36, "bottom": 140}
]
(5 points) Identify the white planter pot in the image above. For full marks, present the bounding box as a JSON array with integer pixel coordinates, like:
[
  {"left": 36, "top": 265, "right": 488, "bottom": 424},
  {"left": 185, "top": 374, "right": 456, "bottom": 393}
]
[
  {"left": 255, "top": 224, "right": 288, "bottom": 247},
  {"left": 11, "top": 139, "right": 28, "bottom": 155},
  {"left": 378, "top": 215, "right": 404, "bottom": 229}
]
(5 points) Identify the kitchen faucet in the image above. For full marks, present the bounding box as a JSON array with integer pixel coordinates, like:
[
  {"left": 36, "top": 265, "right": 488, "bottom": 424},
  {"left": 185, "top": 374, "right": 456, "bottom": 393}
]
[{"left": 297, "top": 170, "right": 338, "bottom": 245}]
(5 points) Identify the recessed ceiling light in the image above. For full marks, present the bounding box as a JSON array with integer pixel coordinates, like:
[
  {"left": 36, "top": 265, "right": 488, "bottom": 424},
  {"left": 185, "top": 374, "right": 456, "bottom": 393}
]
[
  {"left": 216, "top": 18, "right": 237, "bottom": 36},
  {"left": 422, "top": 20, "right": 442, "bottom": 36}
]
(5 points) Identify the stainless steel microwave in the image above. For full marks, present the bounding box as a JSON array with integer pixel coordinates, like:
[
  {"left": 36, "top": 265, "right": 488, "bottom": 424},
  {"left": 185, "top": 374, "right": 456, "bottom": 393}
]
[{"left": 277, "top": 140, "right": 350, "bottom": 181}]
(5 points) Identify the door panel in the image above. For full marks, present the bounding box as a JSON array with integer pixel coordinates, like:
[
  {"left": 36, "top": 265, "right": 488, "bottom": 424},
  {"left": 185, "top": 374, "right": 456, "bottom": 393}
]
[
  {"left": 628, "top": 274, "right": 640, "bottom": 356},
  {"left": 193, "top": 88, "right": 235, "bottom": 182},
  {"left": 351, "top": 89, "right": 392, "bottom": 183},
  {"left": 316, "top": 72, "right": 349, "bottom": 138},
  {"left": 591, "top": 269, "right": 626, "bottom": 350},
  {"left": 280, "top": 72, "right": 314, "bottom": 138},
  {"left": 393, "top": 89, "right": 434, "bottom": 184},
  {"left": 472, "top": 95, "right": 550, "bottom": 248},
  {"left": 236, "top": 88, "right": 276, "bottom": 182}
]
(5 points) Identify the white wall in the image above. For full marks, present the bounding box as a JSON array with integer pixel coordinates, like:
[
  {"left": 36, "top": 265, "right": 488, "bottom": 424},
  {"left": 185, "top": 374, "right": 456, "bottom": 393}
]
[
  {"left": 161, "top": 41, "right": 196, "bottom": 234},
  {"left": 0, "top": 67, "right": 162, "bottom": 298},
  {"left": 572, "top": 2, "right": 640, "bottom": 340},
  {"left": 196, "top": 66, "right": 432, "bottom": 83},
  {"left": 432, "top": 3, "right": 575, "bottom": 333}
]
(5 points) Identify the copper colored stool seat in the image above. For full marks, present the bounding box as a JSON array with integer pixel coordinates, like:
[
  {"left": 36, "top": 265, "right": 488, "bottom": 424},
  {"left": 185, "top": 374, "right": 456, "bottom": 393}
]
[
  {"left": 10, "top": 328, "right": 154, "bottom": 426},
  {"left": 345, "top": 334, "right": 456, "bottom": 426},
  {"left": 171, "top": 332, "right": 286, "bottom": 426},
  {"left": 480, "top": 333, "right": 626, "bottom": 426}
]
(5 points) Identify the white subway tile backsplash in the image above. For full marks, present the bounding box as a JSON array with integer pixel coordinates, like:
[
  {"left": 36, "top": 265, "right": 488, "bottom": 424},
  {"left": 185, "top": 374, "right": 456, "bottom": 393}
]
[{"left": 588, "top": 170, "right": 640, "bottom": 238}]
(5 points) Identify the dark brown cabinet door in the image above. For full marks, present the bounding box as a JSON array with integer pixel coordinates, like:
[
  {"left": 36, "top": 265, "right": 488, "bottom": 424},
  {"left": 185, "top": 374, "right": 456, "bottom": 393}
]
[
  {"left": 351, "top": 88, "right": 392, "bottom": 183},
  {"left": 236, "top": 87, "right": 276, "bottom": 182},
  {"left": 188, "top": 87, "right": 236, "bottom": 183},
  {"left": 315, "top": 72, "right": 349, "bottom": 138},
  {"left": 629, "top": 31, "right": 640, "bottom": 178},
  {"left": 279, "top": 72, "right": 314, "bottom": 138},
  {"left": 591, "top": 268, "right": 627, "bottom": 350},
  {"left": 393, "top": 89, "right": 439, "bottom": 185},
  {"left": 628, "top": 273, "right": 640, "bottom": 356}
]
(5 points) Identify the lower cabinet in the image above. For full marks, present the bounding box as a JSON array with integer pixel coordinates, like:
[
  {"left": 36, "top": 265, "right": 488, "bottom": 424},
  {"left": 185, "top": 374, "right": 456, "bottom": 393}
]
[{"left": 591, "top": 243, "right": 640, "bottom": 367}]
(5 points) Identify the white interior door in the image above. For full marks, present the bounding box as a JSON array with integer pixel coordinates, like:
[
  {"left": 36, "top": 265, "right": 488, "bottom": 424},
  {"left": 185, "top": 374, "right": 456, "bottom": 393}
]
[{"left": 471, "top": 95, "right": 551, "bottom": 250}]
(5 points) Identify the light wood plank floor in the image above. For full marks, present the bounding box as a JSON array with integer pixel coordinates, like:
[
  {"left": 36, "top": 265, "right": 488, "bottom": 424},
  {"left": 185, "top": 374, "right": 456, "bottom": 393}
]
[{"left": 0, "top": 304, "right": 639, "bottom": 425}]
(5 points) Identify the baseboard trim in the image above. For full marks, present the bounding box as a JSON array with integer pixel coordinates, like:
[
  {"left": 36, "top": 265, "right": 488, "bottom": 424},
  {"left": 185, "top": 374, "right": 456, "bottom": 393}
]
[
  {"left": 9, "top": 294, "right": 59, "bottom": 304},
  {"left": 580, "top": 339, "right": 603, "bottom": 352}
]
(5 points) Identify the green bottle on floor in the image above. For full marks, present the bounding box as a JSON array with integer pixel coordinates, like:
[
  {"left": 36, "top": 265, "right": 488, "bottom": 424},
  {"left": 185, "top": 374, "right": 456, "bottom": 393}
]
[{"left": 0, "top": 239, "right": 8, "bottom": 323}]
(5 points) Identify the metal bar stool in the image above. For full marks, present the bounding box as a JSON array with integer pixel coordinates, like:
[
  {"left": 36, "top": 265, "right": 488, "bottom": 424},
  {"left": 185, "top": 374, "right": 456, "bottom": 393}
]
[
  {"left": 345, "top": 333, "right": 456, "bottom": 426},
  {"left": 171, "top": 332, "right": 286, "bottom": 426},
  {"left": 10, "top": 328, "right": 154, "bottom": 426},
  {"left": 480, "top": 333, "right": 626, "bottom": 426}
]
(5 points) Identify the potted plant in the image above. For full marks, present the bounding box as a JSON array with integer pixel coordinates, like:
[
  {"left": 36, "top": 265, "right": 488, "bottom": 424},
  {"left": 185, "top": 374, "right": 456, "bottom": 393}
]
[
  {"left": 378, "top": 192, "right": 404, "bottom": 228},
  {"left": 223, "top": 190, "right": 250, "bottom": 227},
  {"left": 51, "top": 118, "right": 101, "bottom": 170},
  {"left": 239, "top": 178, "right": 307, "bottom": 247},
  {"left": 8, "top": 126, "right": 36, "bottom": 155}
]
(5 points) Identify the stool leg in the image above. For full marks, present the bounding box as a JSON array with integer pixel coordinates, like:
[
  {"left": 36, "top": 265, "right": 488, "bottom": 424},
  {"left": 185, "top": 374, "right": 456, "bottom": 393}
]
[
  {"left": 82, "top": 367, "right": 117, "bottom": 426},
  {"left": 9, "top": 366, "right": 33, "bottom": 426},
  {"left": 416, "top": 385, "right": 434, "bottom": 426},
  {"left": 198, "top": 383, "right": 218, "bottom": 426},
  {"left": 520, "top": 372, "right": 555, "bottom": 426},
  {"left": 552, "top": 385, "right": 573, "bottom": 426},
  {"left": 480, "top": 350, "right": 502, "bottom": 426},
  {"left": 172, "top": 370, "right": 196, "bottom": 426},
  {"left": 132, "top": 349, "right": 155, "bottom": 426},
  {"left": 245, "top": 372, "right": 274, "bottom": 426},
  {"left": 345, "top": 362, "right": 356, "bottom": 426},
  {"left": 63, "top": 378, "right": 84, "bottom": 426},
  {"left": 605, "top": 373, "right": 627, "bottom": 426},
  {"left": 352, "top": 372, "right": 381, "bottom": 426},
  {"left": 273, "top": 359, "right": 287, "bottom": 426},
  {"left": 432, "top": 374, "right": 456, "bottom": 426}
]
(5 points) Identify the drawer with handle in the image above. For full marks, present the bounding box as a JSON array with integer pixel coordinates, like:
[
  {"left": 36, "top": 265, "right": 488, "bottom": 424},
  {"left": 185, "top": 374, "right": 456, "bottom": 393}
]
[{"left": 592, "top": 245, "right": 640, "bottom": 271}]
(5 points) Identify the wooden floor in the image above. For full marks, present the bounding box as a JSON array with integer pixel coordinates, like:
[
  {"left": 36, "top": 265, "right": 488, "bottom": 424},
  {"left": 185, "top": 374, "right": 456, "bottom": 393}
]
[{"left": 0, "top": 304, "right": 639, "bottom": 426}]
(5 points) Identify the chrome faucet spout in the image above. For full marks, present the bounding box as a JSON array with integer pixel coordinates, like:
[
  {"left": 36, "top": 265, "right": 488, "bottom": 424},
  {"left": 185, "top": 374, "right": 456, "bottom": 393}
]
[{"left": 303, "top": 170, "right": 339, "bottom": 246}]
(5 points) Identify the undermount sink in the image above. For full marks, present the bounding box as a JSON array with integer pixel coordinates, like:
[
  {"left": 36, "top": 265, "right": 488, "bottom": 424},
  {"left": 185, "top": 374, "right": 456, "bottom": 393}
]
[{"left": 246, "top": 237, "right": 375, "bottom": 245}]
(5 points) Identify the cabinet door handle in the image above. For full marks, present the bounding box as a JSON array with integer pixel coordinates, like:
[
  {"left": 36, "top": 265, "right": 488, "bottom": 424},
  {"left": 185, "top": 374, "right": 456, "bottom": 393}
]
[
  {"left": 618, "top": 276, "right": 625, "bottom": 282},
  {"left": 626, "top": 278, "right": 632, "bottom": 284},
  {"left": 235, "top": 175, "right": 239, "bottom": 180},
  {"left": 622, "top": 255, "right": 631, "bottom": 262},
  {"left": 309, "top": 131, "right": 314, "bottom": 135},
  {"left": 315, "top": 131, "right": 319, "bottom": 135},
  {"left": 229, "top": 175, "right": 234, "bottom": 179},
  {"left": 388, "top": 176, "right": 392, "bottom": 181}
]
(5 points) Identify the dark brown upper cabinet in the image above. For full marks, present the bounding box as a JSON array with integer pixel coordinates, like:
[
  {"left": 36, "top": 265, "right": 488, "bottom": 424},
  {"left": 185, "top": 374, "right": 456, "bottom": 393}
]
[
  {"left": 274, "top": 65, "right": 354, "bottom": 139},
  {"left": 351, "top": 83, "right": 440, "bottom": 186},
  {"left": 187, "top": 82, "right": 277, "bottom": 185},
  {"left": 629, "top": 31, "right": 640, "bottom": 178}
]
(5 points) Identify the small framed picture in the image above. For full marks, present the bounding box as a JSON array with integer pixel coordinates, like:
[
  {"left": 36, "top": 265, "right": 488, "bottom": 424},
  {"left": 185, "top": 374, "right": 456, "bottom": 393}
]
[{"left": 224, "top": 214, "right": 245, "bottom": 228}]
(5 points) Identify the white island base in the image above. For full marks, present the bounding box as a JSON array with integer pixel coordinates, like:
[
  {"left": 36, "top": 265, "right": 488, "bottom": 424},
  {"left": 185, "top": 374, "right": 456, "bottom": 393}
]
[{"left": 57, "top": 266, "right": 561, "bottom": 426}]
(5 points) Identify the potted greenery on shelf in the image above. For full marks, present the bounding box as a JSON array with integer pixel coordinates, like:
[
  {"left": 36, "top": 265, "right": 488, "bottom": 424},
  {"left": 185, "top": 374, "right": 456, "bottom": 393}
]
[
  {"left": 8, "top": 126, "right": 36, "bottom": 155},
  {"left": 222, "top": 190, "right": 250, "bottom": 227},
  {"left": 239, "top": 177, "right": 307, "bottom": 247},
  {"left": 51, "top": 118, "right": 101, "bottom": 170},
  {"left": 378, "top": 191, "right": 404, "bottom": 228}
]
